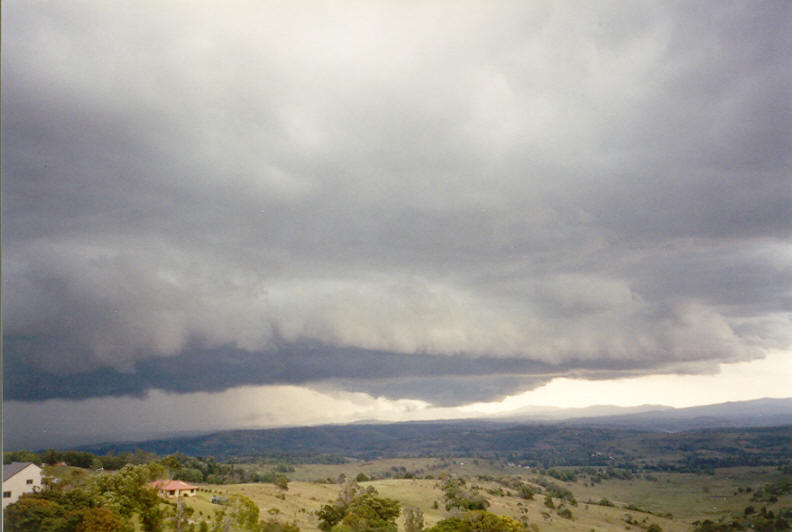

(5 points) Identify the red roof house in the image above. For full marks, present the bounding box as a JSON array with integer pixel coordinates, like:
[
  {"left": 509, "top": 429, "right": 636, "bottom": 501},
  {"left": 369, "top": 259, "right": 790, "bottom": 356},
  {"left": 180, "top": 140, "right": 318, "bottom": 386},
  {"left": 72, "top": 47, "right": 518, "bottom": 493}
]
[{"left": 148, "top": 479, "right": 198, "bottom": 497}]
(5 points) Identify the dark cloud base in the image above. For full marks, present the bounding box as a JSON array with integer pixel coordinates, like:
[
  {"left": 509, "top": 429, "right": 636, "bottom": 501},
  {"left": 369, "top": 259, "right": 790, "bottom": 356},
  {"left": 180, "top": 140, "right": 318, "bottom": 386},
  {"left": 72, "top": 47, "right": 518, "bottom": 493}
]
[{"left": 3, "top": 337, "right": 652, "bottom": 405}]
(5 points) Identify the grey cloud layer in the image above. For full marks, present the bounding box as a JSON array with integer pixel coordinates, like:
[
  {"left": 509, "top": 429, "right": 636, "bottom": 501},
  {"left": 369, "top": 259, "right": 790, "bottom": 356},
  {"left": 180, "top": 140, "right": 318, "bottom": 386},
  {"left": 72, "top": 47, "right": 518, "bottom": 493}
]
[{"left": 3, "top": 1, "right": 791, "bottom": 405}]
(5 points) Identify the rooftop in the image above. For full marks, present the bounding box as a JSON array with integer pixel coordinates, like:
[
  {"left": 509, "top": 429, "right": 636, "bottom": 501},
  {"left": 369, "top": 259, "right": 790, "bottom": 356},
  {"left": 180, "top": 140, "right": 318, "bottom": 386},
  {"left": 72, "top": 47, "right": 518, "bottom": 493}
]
[
  {"left": 3, "top": 462, "right": 39, "bottom": 482},
  {"left": 148, "top": 479, "right": 198, "bottom": 491}
]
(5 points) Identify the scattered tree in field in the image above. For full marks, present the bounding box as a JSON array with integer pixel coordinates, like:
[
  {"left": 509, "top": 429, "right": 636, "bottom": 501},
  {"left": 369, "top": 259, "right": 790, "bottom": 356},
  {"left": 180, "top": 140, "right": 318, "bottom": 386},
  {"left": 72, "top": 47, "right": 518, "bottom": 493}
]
[
  {"left": 441, "top": 478, "right": 489, "bottom": 512},
  {"left": 260, "top": 518, "right": 301, "bottom": 532},
  {"left": 338, "top": 480, "right": 360, "bottom": 504},
  {"left": 426, "top": 511, "right": 523, "bottom": 532},
  {"left": 404, "top": 506, "right": 424, "bottom": 532},
  {"left": 212, "top": 494, "right": 260, "bottom": 531},
  {"left": 543, "top": 495, "right": 555, "bottom": 509},
  {"left": 517, "top": 484, "right": 534, "bottom": 500},
  {"left": 274, "top": 476, "right": 289, "bottom": 491},
  {"left": 318, "top": 484, "right": 400, "bottom": 532}
]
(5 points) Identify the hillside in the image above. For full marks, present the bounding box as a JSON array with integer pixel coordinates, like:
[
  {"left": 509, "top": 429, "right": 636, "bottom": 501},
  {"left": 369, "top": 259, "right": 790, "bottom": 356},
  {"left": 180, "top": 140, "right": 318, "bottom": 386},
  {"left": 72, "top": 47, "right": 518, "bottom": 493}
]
[{"left": 80, "top": 421, "right": 792, "bottom": 473}]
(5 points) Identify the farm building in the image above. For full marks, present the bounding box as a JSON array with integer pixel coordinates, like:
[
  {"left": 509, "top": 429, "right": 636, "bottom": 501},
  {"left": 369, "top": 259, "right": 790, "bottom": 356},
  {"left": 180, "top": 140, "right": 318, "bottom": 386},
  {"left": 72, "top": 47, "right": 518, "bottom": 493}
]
[
  {"left": 148, "top": 479, "right": 198, "bottom": 498},
  {"left": 3, "top": 462, "right": 43, "bottom": 509}
]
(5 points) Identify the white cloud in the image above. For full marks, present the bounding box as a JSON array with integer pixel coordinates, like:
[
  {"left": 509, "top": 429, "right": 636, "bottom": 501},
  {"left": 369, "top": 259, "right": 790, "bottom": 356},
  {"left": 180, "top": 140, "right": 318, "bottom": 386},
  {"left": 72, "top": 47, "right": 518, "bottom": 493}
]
[{"left": 463, "top": 349, "right": 792, "bottom": 412}]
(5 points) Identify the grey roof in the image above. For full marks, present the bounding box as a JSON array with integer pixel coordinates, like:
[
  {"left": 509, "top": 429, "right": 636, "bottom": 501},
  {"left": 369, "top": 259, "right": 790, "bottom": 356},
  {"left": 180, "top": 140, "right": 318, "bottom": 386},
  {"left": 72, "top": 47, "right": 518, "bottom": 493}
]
[{"left": 3, "top": 462, "right": 39, "bottom": 482}]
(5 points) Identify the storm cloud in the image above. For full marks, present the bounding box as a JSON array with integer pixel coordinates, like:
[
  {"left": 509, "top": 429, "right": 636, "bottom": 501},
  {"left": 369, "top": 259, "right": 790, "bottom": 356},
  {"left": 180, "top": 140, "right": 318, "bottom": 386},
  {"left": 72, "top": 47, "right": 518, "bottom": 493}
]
[{"left": 3, "top": 1, "right": 791, "bottom": 408}]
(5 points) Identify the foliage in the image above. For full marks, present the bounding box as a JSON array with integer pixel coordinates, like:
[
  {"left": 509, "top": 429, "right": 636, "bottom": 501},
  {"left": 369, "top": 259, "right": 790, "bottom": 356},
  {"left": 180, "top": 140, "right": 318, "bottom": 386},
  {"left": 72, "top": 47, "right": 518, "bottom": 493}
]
[
  {"left": 259, "top": 518, "right": 301, "bottom": 532},
  {"left": 4, "top": 463, "right": 171, "bottom": 531},
  {"left": 693, "top": 507, "right": 792, "bottom": 532},
  {"left": 752, "top": 476, "right": 792, "bottom": 502},
  {"left": 491, "top": 477, "right": 533, "bottom": 500},
  {"left": 318, "top": 483, "right": 400, "bottom": 532},
  {"left": 441, "top": 478, "right": 489, "bottom": 512},
  {"left": 556, "top": 507, "right": 572, "bottom": 519},
  {"left": 516, "top": 484, "right": 534, "bottom": 500},
  {"left": 87, "top": 463, "right": 166, "bottom": 531},
  {"left": 4, "top": 497, "right": 76, "bottom": 532},
  {"left": 317, "top": 501, "right": 348, "bottom": 531},
  {"left": 532, "top": 477, "right": 576, "bottom": 505},
  {"left": 212, "top": 494, "right": 260, "bottom": 531},
  {"left": 73, "top": 507, "right": 131, "bottom": 532},
  {"left": 3, "top": 481, "right": 133, "bottom": 532},
  {"left": 546, "top": 468, "right": 577, "bottom": 482},
  {"left": 175, "top": 467, "right": 205, "bottom": 483},
  {"left": 404, "top": 507, "right": 424, "bottom": 532},
  {"left": 426, "top": 511, "right": 524, "bottom": 532}
]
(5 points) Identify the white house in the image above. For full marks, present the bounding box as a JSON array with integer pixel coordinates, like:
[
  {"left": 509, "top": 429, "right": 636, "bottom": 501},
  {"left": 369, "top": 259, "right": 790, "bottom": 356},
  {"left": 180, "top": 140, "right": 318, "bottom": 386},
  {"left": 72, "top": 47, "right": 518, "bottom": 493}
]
[{"left": 2, "top": 462, "right": 43, "bottom": 509}]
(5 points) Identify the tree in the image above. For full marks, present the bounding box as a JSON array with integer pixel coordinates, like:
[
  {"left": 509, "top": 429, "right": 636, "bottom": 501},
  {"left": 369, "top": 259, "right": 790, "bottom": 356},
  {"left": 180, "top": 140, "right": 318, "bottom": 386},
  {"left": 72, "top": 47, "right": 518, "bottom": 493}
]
[
  {"left": 426, "top": 511, "right": 523, "bottom": 532},
  {"left": 318, "top": 502, "right": 347, "bottom": 531},
  {"left": 4, "top": 487, "right": 132, "bottom": 532},
  {"left": 74, "top": 507, "right": 131, "bottom": 532},
  {"left": 212, "top": 494, "right": 260, "bottom": 531},
  {"left": 260, "top": 518, "right": 301, "bottom": 532},
  {"left": 404, "top": 506, "right": 424, "bottom": 532},
  {"left": 43, "top": 449, "right": 60, "bottom": 465},
  {"left": 87, "top": 463, "right": 166, "bottom": 532},
  {"left": 318, "top": 485, "right": 400, "bottom": 532},
  {"left": 543, "top": 495, "right": 555, "bottom": 509},
  {"left": 4, "top": 497, "right": 70, "bottom": 532},
  {"left": 517, "top": 485, "right": 534, "bottom": 500},
  {"left": 441, "top": 477, "right": 489, "bottom": 512},
  {"left": 175, "top": 468, "right": 205, "bottom": 483},
  {"left": 274, "top": 476, "right": 289, "bottom": 491}
]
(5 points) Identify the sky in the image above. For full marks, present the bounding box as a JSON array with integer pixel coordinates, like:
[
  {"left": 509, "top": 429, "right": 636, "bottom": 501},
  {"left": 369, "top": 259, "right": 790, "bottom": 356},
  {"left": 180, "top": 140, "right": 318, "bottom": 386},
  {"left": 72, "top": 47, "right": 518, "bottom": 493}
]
[{"left": 2, "top": 1, "right": 791, "bottom": 449}]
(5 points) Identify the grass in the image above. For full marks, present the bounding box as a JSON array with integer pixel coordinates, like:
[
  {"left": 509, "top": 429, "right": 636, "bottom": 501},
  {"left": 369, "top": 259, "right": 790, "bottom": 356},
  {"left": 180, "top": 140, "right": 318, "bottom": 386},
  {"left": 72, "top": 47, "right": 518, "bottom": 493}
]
[
  {"left": 193, "top": 463, "right": 792, "bottom": 531},
  {"left": 71, "top": 459, "right": 781, "bottom": 531}
]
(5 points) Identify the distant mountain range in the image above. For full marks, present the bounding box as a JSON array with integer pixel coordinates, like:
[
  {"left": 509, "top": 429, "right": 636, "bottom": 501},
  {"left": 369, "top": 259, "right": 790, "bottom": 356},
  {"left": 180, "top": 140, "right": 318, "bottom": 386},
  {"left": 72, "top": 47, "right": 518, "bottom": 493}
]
[
  {"left": 498, "top": 397, "right": 792, "bottom": 431},
  {"left": 77, "top": 397, "right": 792, "bottom": 460}
]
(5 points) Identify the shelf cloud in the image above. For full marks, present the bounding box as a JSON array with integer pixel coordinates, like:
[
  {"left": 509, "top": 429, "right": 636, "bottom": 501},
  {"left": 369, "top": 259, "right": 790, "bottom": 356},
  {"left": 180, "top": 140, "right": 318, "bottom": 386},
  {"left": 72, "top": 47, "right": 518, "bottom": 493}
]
[{"left": 3, "top": 1, "right": 790, "bottom": 410}]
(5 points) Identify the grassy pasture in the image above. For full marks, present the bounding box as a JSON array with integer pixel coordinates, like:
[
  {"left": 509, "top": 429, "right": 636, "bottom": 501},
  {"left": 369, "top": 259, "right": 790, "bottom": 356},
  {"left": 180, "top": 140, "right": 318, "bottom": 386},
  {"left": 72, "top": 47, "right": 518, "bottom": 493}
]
[
  {"left": 284, "top": 457, "right": 523, "bottom": 482},
  {"left": 184, "top": 462, "right": 790, "bottom": 531}
]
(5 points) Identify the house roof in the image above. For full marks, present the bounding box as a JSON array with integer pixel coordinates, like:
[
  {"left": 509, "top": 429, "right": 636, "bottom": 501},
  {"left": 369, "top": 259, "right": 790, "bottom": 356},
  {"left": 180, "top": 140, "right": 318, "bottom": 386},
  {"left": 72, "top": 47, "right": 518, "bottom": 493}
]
[
  {"left": 3, "top": 462, "right": 40, "bottom": 482},
  {"left": 148, "top": 479, "right": 198, "bottom": 491}
]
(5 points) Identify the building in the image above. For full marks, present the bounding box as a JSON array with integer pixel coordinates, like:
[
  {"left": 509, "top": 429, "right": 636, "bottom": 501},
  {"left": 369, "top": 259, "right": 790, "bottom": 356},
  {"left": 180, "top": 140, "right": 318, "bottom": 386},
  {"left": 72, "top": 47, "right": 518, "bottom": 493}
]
[
  {"left": 148, "top": 479, "right": 198, "bottom": 498},
  {"left": 3, "top": 462, "right": 43, "bottom": 509}
]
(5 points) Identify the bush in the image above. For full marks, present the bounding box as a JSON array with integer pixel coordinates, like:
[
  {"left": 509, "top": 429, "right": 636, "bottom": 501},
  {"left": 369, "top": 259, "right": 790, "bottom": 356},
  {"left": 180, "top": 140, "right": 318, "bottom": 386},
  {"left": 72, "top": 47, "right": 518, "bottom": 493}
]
[
  {"left": 426, "top": 511, "right": 523, "bottom": 532},
  {"left": 557, "top": 507, "right": 573, "bottom": 519}
]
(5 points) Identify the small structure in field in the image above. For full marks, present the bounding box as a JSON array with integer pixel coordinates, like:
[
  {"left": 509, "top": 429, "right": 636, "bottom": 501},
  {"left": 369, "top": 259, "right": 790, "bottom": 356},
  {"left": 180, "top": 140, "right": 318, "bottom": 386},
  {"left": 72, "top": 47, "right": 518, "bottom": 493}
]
[
  {"left": 148, "top": 479, "right": 198, "bottom": 498},
  {"left": 3, "top": 462, "right": 43, "bottom": 509}
]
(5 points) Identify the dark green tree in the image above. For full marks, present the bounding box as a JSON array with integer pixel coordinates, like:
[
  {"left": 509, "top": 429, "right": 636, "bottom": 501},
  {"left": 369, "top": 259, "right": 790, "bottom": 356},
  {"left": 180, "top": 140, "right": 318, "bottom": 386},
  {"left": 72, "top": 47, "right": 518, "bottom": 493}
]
[{"left": 318, "top": 485, "right": 400, "bottom": 532}]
